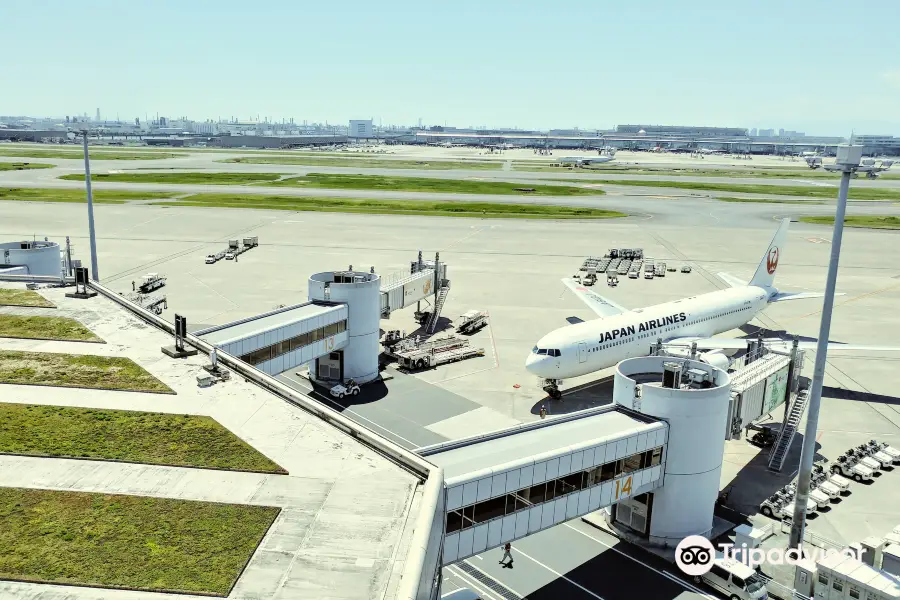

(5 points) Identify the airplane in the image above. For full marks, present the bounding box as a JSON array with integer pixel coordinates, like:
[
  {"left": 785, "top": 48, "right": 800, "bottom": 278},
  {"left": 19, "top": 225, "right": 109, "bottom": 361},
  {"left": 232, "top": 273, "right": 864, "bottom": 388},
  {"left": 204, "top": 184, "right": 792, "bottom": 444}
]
[
  {"left": 557, "top": 156, "right": 614, "bottom": 167},
  {"left": 823, "top": 158, "right": 894, "bottom": 179},
  {"left": 525, "top": 219, "right": 900, "bottom": 399}
]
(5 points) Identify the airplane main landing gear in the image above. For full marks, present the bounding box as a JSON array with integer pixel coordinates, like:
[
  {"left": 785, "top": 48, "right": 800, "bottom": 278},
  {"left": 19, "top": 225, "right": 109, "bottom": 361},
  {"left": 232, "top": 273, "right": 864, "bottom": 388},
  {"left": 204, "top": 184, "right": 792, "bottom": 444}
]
[{"left": 542, "top": 379, "right": 562, "bottom": 400}]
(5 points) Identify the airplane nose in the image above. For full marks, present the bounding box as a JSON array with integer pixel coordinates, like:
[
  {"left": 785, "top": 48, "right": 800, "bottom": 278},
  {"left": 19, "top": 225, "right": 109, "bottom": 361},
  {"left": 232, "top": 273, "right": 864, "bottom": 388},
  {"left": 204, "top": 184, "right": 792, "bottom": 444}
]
[{"left": 525, "top": 353, "right": 548, "bottom": 375}]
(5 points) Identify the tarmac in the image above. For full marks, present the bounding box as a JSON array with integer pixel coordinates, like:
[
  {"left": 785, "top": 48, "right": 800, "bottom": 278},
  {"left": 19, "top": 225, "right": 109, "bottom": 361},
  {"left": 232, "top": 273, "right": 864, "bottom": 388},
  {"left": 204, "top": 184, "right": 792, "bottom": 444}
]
[{"left": 2, "top": 181, "right": 900, "bottom": 599}]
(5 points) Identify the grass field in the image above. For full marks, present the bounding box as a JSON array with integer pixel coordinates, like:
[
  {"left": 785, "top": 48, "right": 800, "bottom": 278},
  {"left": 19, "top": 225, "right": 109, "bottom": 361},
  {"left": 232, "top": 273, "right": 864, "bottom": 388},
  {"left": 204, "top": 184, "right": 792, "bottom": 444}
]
[
  {"left": 0, "top": 403, "right": 286, "bottom": 473},
  {"left": 159, "top": 193, "right": 625, "bottom": 219},
  {"left": 0, "top": 350, "right": 173, "bottom": 393},
  {"left": 0, "top": 487, "right": 279, "bottom": 595},
  {"left": 0, "top": 148, "right": 186, "bottom": 160},
  {"left": 265, "top": 173, "right": 603, "bottom": 196},
  {"left": 220, "top": 155, "right": 504, "bottom": 170},
  {"left": 0, "top": 162, "right": 54, "bottom": 171},
  {"left": 799, "top": 215, "right": 900, "bottom": 230},
  {"left": 0, "top": 315, "right": 102, "bottom": 342},
  {"left": 563, "top": 178, "right": 900, "bottom": 201},
  {"left": 0, "top": 187, "right": 178, "bottom": 203},
  {"left": 60, "top": 172, "right": 284, "bottom": 185},
  {"left": 0, "top": 289, "right": 54, "bottom": 308},
  {"left": 716, "top": 196, "right": 825, "bottom": 205}
]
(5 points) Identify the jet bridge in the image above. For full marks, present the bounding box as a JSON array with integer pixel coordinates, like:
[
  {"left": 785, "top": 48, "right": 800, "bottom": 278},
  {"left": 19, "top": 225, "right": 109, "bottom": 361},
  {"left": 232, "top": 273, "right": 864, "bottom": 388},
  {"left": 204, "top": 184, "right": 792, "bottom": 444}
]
[
  {"left": 380, "top": 251, "right": 450, "bottom": 334},
  {"left": 417, "top": 405, "right": 668, "bottom": 565},
  {"left": 196, "top": 301, "right": 349, "bottom": 377}
]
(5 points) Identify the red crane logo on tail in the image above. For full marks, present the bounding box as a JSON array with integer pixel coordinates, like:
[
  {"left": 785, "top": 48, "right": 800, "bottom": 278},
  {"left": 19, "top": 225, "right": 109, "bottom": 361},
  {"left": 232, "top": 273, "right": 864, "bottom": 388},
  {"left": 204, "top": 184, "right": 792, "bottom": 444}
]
[{"left": 766, "top": 247, "right": 779, "bottom": 275}]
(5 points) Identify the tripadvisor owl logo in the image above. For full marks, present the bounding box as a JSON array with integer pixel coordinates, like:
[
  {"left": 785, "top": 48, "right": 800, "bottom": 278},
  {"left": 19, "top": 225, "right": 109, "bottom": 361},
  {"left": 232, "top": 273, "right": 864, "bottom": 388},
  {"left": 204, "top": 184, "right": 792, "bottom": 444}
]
[{"left": 675, "top": 536, "right": 715, "bottom": 576}]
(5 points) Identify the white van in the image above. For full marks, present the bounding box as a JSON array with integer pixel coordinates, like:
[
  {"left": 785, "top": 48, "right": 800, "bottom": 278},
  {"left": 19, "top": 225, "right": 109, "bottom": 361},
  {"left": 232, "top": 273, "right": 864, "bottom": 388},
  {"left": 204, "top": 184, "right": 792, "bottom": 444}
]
[
  {"left": 699, "top": 556, "right": 769, "bottom": 600},
  {"left": 440, "top": 589, "right": 481, "bottom": 600}
]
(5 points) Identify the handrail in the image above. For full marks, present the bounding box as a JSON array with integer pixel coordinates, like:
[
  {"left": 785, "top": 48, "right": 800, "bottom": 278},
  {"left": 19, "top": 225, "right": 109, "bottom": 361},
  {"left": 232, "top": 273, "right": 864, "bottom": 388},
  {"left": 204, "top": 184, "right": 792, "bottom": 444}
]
[
  {"left": 417, "top": 403, "right": 625, "bottom": 456},
  {"left": 85, "top": 279, "right": 443, "bottom": 600},
  {"left": 0, "top": 273, "right": 73, "bottom": 284},
  {"left": 192, "top": 300, "right": 325, "bottom": 336}
]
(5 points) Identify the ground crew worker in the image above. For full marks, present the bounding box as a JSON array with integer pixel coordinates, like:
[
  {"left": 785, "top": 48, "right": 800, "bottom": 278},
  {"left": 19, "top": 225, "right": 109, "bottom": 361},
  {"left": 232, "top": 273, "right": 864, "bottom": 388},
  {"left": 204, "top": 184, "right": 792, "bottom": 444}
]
[{"left": 499, "top": 542, "right": 513, "bottom": 567}]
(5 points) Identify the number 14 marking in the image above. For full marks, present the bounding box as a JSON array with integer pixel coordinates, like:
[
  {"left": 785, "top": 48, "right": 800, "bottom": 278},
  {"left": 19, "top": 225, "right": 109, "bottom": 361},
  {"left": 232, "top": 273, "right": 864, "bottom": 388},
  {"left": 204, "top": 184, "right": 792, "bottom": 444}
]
[{"left": 614, "top": 475, "right": 633, "bottom": 501}]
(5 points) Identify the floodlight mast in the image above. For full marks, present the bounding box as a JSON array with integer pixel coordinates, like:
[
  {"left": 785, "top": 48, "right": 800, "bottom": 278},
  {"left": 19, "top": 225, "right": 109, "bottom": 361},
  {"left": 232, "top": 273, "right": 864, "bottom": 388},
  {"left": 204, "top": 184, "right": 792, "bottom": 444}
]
[
  {"left": 82, "top": 129, "right": 99, "bottom": 280},
  {"left": 789, "top": 145, "right": 864, "bottom": 548}
]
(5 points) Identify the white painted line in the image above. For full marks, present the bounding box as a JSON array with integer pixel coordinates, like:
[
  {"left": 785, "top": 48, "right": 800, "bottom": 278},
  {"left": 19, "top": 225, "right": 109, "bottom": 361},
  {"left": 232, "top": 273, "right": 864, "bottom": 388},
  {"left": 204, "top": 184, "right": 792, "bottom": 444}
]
[
  {"left": 487, "top": 309, "right": 500, "bottom": 369},
  {"left": 514, "top": 547, "right": 606, "bottom": 600},
  {"left": 563, "top": 523, "right": 717, "bottom": 598},
  {"left": 447, "top": 565, "right": 504, "bottom": 600},
  {"left": 473, "top": 554, "right": 483, "bottom": 560}
]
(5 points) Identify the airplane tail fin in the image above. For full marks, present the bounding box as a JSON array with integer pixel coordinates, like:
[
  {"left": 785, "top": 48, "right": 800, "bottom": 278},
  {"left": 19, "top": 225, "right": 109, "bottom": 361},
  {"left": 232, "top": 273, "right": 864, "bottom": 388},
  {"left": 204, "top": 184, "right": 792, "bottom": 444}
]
[{"left": 749, "top": 218, "right": 790, "bottom": 289}]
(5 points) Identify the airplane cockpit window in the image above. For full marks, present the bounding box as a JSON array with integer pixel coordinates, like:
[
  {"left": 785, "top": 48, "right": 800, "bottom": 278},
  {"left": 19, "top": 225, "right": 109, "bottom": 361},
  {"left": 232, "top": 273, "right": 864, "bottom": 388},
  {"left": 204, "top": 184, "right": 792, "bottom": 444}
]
[
  {"left": 537, "top": 349, "right": 548, "bottom": 355},
  {"left": 532, "top": 346, "right": 539, "bottom": 354}
]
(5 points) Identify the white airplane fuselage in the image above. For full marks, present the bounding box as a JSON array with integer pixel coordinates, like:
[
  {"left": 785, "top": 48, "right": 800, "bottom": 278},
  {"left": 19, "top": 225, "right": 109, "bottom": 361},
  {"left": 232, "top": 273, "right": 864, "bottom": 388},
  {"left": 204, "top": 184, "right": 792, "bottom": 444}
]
[{"left": 525, "top": 286, "right": 770, "bottom": 380}]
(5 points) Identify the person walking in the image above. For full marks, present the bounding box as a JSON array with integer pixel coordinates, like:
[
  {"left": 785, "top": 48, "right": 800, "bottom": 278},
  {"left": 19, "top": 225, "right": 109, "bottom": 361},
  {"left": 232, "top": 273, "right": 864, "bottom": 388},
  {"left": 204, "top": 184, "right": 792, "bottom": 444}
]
[
  {"left": 499, "top": 542, "right": 513, "bottom": 568},
  {"left": 539, "top": 405, "right": 547, "bottom": 419}
]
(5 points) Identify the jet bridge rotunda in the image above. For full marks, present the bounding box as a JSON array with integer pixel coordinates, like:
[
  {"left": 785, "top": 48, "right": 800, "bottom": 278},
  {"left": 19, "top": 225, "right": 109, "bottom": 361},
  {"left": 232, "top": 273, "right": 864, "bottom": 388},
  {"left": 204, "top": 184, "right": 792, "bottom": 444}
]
[
  {"left": 308, "top": 269, "right": 382, "bottom": 384},
  {"left": 612, "top": 355, "right": 731, "bottom": 546}
]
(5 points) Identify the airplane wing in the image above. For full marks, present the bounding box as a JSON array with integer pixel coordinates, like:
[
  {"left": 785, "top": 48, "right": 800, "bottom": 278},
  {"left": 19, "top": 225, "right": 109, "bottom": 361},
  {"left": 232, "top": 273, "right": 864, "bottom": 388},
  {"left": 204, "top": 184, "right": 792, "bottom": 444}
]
[
  {"left": 664, "top": 336, "right": 900, "bottom": 353},
  {"left": 561, "top": 278, "right": 628, "bottom": 319}
]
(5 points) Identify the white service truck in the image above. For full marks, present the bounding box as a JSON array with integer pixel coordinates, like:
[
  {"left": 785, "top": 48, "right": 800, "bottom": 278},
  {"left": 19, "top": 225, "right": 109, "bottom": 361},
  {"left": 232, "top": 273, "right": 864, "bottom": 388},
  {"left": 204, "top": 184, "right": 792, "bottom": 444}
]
[{"left": 695, "top": 555, "right": 769, "bottom": 600}]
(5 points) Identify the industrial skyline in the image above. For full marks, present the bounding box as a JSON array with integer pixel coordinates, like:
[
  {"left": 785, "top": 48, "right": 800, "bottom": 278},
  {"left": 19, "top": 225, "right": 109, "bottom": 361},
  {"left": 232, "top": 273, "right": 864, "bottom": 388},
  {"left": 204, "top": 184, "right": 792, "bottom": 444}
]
[
  {"left": 4, "top": 1, "right": 900, "bottom": 136},
  {"left": 0, "top": 111, "right": 882, "bottom": 142}
]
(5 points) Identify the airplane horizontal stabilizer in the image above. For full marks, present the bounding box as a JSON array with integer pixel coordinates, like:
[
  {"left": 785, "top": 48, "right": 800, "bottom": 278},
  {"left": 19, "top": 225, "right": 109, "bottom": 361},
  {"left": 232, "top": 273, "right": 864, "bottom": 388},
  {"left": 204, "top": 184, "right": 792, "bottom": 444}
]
[
  {"left": 768, "top": 291, "right": 846, "bottom": 302},
  {"left": 716, "top": 272, "right": 746, "bottom": 289}
]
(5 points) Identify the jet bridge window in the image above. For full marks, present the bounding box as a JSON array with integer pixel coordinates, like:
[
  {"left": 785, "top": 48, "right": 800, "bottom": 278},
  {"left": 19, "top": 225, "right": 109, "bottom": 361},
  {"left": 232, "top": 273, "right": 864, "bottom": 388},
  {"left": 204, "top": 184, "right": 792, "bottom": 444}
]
[
  {"left": 239, "top": 319, "right": 348, "bottom": 366},
  {"left": 445, "top": 446, "right": 666, "bottom": 534}
]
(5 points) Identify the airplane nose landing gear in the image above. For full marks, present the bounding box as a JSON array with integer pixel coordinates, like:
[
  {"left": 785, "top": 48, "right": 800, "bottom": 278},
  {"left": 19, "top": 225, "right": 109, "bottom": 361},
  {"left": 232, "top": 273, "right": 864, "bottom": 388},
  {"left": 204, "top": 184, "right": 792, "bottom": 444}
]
[{"left": 542, "top": 379, "right": 563, "bottom": 400}]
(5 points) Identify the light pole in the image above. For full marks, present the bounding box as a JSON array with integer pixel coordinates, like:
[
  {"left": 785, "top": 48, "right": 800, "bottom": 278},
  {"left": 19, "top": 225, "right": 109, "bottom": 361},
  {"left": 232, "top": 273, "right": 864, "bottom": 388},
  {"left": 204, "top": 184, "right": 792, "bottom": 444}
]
[
  {"left": 789, "top": 144, "right": 864, "bottom": 548},
  {"left": 82, "top": 129, "right": 100, "bottom": 280}
]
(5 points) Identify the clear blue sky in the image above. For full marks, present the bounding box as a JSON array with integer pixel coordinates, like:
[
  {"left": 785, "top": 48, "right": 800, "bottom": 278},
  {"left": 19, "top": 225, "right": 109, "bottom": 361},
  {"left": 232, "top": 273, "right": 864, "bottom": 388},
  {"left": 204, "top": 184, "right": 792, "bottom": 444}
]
[{"left": 5, "top": 0, "right": 899, "bottom": 135}]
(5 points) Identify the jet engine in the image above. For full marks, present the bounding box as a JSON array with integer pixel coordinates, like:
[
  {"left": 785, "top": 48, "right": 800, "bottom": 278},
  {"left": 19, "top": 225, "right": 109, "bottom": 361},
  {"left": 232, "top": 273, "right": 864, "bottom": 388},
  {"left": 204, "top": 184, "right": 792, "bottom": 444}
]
[
  {"left": 659, "top": 346, "right": 733, "bottom": 371},
  {"left": 697, "top": 349, "right": 732, "bottom": 370}
]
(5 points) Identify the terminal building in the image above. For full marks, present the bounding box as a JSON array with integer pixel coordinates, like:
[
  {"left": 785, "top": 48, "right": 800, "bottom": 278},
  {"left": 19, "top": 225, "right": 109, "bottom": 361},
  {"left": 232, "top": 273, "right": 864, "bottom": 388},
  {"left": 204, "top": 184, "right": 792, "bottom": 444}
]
[
  {"left": 851, "top": 134, "right": 900, "bottom": 156},
  {"left": 397, "top": 124, "right": 848, "bottom": 154}
]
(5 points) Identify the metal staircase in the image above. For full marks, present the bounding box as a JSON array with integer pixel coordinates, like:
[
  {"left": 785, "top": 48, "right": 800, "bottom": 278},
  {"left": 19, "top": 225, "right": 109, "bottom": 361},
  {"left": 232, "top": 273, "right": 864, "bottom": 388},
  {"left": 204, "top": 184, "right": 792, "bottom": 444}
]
[
  {"left": 767, "top": 389, "right": 810, "bottom": 472},
  {"left": 425, "top": 283, "right": 450, "bottom": 334}
]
